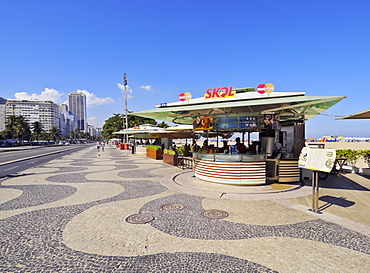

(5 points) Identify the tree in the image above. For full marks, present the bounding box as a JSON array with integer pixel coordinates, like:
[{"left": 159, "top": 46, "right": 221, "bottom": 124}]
[
  {"left": 31, "top": 121, "right": 43, "bottom": 142},
  {"left": 49, "top": 126, "right": 61, "bottom": 142},
  {"left": 102, "top": 113, "right": 158, "bottom": 140},
  {"left": 5, "top": 115, "right": 18, "bottom": 140},
  {"left": 15, "top": 116, "right": 31, "bottom": 144},
  {"left": 5, "top": 115, "right": 31, "bottom": 145},
  {"left": 102, "top": 114, "right": 124, "bottom": 140},
  {"left": 157, "top": 121, "right": 169, "bottom": 128}
]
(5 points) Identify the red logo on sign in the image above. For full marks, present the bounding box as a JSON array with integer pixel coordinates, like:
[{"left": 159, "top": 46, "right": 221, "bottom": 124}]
[
  {"left": 257, "top": 84, "right": 266, "bottom": 94},
  {"left": 179, "top": 92, "right": 192, "bottom": 101}
]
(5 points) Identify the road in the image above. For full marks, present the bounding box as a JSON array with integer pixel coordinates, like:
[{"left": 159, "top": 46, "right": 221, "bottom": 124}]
[{"left": 0, "top": 144, "right": 92, "bottom": 178}]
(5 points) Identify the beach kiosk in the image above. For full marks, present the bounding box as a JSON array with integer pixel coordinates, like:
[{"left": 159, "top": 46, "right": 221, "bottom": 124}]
[{"left": 130, "top": 85, "right": 345, "bottom": 185}]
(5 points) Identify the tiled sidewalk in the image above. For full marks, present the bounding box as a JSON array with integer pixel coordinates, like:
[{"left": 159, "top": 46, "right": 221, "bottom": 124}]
[{"left": 0, "top": 144, "right": 369, "bottom": 272}]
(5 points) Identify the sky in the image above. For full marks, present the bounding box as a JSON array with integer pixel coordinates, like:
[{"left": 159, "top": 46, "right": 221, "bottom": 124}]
[{"left": 0, "top": 0, "right": 369, "bottom": 138}]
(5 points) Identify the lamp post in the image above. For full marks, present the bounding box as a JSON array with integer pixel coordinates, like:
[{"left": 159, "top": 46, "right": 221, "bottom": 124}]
[{"left": 123, "top": 73, "right": 128, "bottom": 143}]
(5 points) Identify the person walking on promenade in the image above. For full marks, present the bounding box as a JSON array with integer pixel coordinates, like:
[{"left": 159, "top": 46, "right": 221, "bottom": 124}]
[
  {"left": 97, "top": 141, "right": 101, "bottom": 152},
  {"left": 101, "top": 142, "right": 105, "bottom": 151}
]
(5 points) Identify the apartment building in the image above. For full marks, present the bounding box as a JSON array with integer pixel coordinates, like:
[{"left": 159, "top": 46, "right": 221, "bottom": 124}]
[{"left": 5, "top": 99, "right": 60, "bottom": 131}]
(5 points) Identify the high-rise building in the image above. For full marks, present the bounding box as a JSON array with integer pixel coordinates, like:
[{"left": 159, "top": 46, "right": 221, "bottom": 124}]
[
  {"left": 5, "top": 99, "right": 60, "bottom": 131},
  {"left": 68, "top": 92, "right": 87, "bottom": 132},
  {"left": 59, "top": 104, "right": 77, "bottom": 137}
]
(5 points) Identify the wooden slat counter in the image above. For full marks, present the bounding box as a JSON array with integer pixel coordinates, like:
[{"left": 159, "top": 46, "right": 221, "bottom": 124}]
[{"left": 194, "top": 153, "right": 267, "bottom": 185}]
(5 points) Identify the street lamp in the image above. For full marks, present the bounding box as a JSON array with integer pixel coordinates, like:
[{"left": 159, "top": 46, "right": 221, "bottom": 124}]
[{"left": 123, "top": 73, "right": 128, "bottom": 143}]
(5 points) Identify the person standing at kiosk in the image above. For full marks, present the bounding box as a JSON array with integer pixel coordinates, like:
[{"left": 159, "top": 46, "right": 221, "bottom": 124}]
[{"left": 235, "top": 137, "right": 247, "bottom": 154}]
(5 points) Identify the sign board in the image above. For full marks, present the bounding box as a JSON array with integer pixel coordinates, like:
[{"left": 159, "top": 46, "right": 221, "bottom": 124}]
[
  {"left": 257, "top": 83, "right": 274, "bottom": 94},
  {"left": 217, "top": 116, "right": 259, "bottom": 130},
  {"left": 194, "top": 116, "right": 213, "bottom": 130},
  {"left": 204, "top": 86, "right": 235, "bottom": 99},
  {"left": 179, "top": 92, "right": 192, "bottom": 101},
  {"left": 298, "top": 147, "right": 336, "bottom": 172}
]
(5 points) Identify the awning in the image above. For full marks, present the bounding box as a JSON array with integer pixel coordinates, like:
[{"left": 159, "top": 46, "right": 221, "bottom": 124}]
[
  {"left": 129, "top": 95, "right": 346, "bottom": 124},
  {"left": 336, "top": 109, "right": 370, "bottom": 120}
]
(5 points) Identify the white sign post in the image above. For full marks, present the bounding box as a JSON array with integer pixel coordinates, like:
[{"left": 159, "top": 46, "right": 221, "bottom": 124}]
[{"left": 298, "top": 147, "right": 336, "bottom": 213}]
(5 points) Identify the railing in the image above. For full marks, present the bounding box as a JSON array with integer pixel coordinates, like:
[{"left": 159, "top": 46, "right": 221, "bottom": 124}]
[{"left": 177, "top": 156, "right": 194, "bottom": 170}]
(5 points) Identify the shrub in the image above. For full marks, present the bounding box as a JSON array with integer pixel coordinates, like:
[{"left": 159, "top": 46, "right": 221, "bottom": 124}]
[
  {"left": 336, "top": 149, "right": 361, "bottom": 166},
  {"left": 146, "top": 145, "right": 162, "bottom": 150},
  {"left": 361, "top": 149, "right": 370, "bottom": 167},
  {"left": 164, "top": 149, "right": 176, "bottom": 155},
  {"left": 176, "top": 146, "right": 190, "bottom": 156}
]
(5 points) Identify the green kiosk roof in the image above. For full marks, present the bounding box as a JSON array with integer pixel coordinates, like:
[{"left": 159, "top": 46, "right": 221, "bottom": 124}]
[{"left": 130, "top": 94, "right": 346, "bottom": 124}]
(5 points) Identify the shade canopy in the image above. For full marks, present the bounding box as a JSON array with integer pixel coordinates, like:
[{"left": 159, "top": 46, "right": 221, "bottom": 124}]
[
  {"left": 129, "top": 94, "right": 346, "bottom": 124},
  {"left": 336, "top": 109, "right": 370, "bottom": 120},
  {"left": 112, "top": 124, "right": 232, "bottom": 139},
  {"left": 113, "top": 124, "right": 195, "bottom": 139}
]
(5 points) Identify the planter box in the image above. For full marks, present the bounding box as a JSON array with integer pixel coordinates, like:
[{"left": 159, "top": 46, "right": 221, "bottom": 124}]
[
  {"left": 362, "top": 168, "right": 370, "bottom": 178},
  {"left": 146, "top": 149, "right": 163, "bottom": 160},
  {"left": 163, "top": 153, "right": 178, "bottom": 166},
  {"left": 352, "top": 166, "right": 360, "bottom": 174}
]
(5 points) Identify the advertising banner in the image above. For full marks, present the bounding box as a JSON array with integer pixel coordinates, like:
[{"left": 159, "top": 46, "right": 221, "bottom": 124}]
[
  {"left": 194, "top": 116, "right": 214, "bottom": 130},
  {"left": 261, "top": 114, "right": 280, "bottom": 130}
]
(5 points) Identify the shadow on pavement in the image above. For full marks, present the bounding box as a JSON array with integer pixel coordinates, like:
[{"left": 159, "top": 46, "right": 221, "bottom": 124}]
[{"left": 318, "top": 195, "right": 356, "bottom": 211}]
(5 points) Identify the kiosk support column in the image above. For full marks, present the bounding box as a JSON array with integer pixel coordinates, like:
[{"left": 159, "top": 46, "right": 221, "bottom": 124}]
[{"left": 311, "top": 170, "right": 320, "bottom": 213}]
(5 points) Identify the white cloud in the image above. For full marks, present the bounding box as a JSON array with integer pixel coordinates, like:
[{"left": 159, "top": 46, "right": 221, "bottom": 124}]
[
  {"left": 14, "top": 88, "right": 63, "bottom": 103},
  {"left": 117, "top": 83, "right": 133, "bottom": 99},
  {"left": 88, "top": 116, "right": 98, "bottom": 126},
  {"left": 140, "top": 85, "right": 152, "bottom": 91},
  {"left": 76, "top": 89, "right": 115, "bottom": 107}
]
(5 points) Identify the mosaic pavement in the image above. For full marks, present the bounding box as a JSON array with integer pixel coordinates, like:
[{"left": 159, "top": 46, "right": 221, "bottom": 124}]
[{"left": 0, "top": 145, "right": 369, "bottom": 272}]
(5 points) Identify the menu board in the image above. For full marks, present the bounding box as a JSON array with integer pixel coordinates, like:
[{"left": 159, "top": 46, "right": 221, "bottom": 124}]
[
  {"left": 298, "top": 147, "right": 336, "bottom": 172},
  {"left": 216, "top": 116, "right": 259, "bottom": 131}
]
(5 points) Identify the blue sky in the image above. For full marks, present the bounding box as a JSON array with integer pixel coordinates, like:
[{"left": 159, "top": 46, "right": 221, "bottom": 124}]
[{"left": 1, "top": 0, "right": 369, "bottom": 138}]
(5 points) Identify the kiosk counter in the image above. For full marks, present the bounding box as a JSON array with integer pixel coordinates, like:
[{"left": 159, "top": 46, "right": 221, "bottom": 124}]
[
  {"left": 193, "top": 153, "right": 300, "bottom": 185},
  {"left": 193, "top": 152, "right": 267, "bottom": 185}
]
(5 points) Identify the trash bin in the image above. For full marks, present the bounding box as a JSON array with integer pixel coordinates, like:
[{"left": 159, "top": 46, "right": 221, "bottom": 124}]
[
  {"left": 119, "top": 144, "right": 125, "bottom": 150},
  {"left": 125, "top": 143, "right": 130, "bottom": 150}
]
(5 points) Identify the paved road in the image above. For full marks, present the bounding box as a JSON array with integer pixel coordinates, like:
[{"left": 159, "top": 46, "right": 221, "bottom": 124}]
[
  {"left": 0, "top": 145, "right": 91, "bottom": 166},
  {"left": 0, "top": 144, "right": 369, "bottom": 272},
  {"left": 0, "top": 145, "right": 91, "bottom": 178}
]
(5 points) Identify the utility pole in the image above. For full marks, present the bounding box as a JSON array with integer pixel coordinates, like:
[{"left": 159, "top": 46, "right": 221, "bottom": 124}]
[{"left": 123, "top": 73, "right": 128, "bottom": 143}]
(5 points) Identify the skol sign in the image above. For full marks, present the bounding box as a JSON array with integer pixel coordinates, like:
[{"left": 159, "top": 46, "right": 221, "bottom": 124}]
[{"left": 204, "top": 86, "right": 235, "bottom": 99}]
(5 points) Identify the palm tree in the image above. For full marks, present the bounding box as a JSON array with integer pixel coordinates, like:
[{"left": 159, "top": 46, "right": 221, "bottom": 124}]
[
  {"left": 5, "top": 115, "right": 18, "bottom": 140},
  {"left": 49, "top": 126, "right": 61, "bottom": 143},
  {"left": 5, "top": 115, "right": 31, "bottom": 145},
  {"left": 157, "top": 121, "right": 169, "bottom": 128},
  {"left": 14, "top": 116, "right": 31, "bottom": 145},
  {"left": 31, "top": 121, "right": 43, "bottom": 142},
  {"left": 75, "top": 127, "right": 81, "bottom": 140}
]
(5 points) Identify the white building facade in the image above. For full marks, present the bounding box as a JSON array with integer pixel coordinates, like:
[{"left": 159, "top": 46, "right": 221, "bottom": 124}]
[{"left": 5, "top": 100, "right": 60, "bottom": 131}]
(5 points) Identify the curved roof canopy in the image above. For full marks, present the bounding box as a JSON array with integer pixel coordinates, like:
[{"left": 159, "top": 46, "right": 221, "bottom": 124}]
[
  {"left": 130, "top": 94, "right": 346, "bottom": 124},
  {"left": 336, "top": 109, "right": 370, "bottom": 120}
]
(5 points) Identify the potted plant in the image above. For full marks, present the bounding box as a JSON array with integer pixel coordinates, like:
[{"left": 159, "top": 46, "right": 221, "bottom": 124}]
[
  {"left": 361, "top": 149, "right": 370, "bottom": 177},
  {"left": 146, "top": 145, "right": 163, "bottom": 160},
  {"left": 198, "top": 147, "right": 210, "bottom": 154},
  {"left": 176, "top": 146, "right": 190, "bottom": 156},
  {"left": 163, "top": 149, "right": 178, "bottom": 166},
  {"left": 336, "top": 149, "right": 361, "bottom": 173}
]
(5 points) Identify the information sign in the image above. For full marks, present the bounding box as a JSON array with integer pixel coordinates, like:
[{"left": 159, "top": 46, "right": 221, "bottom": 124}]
[{"left": 298, "top": 147, "right": 336, "bottom": 172}]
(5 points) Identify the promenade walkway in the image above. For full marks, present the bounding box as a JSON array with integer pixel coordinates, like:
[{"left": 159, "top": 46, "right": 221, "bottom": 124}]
[{"left": 0, "top": 144, "right": 369, "bottom": 272}]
